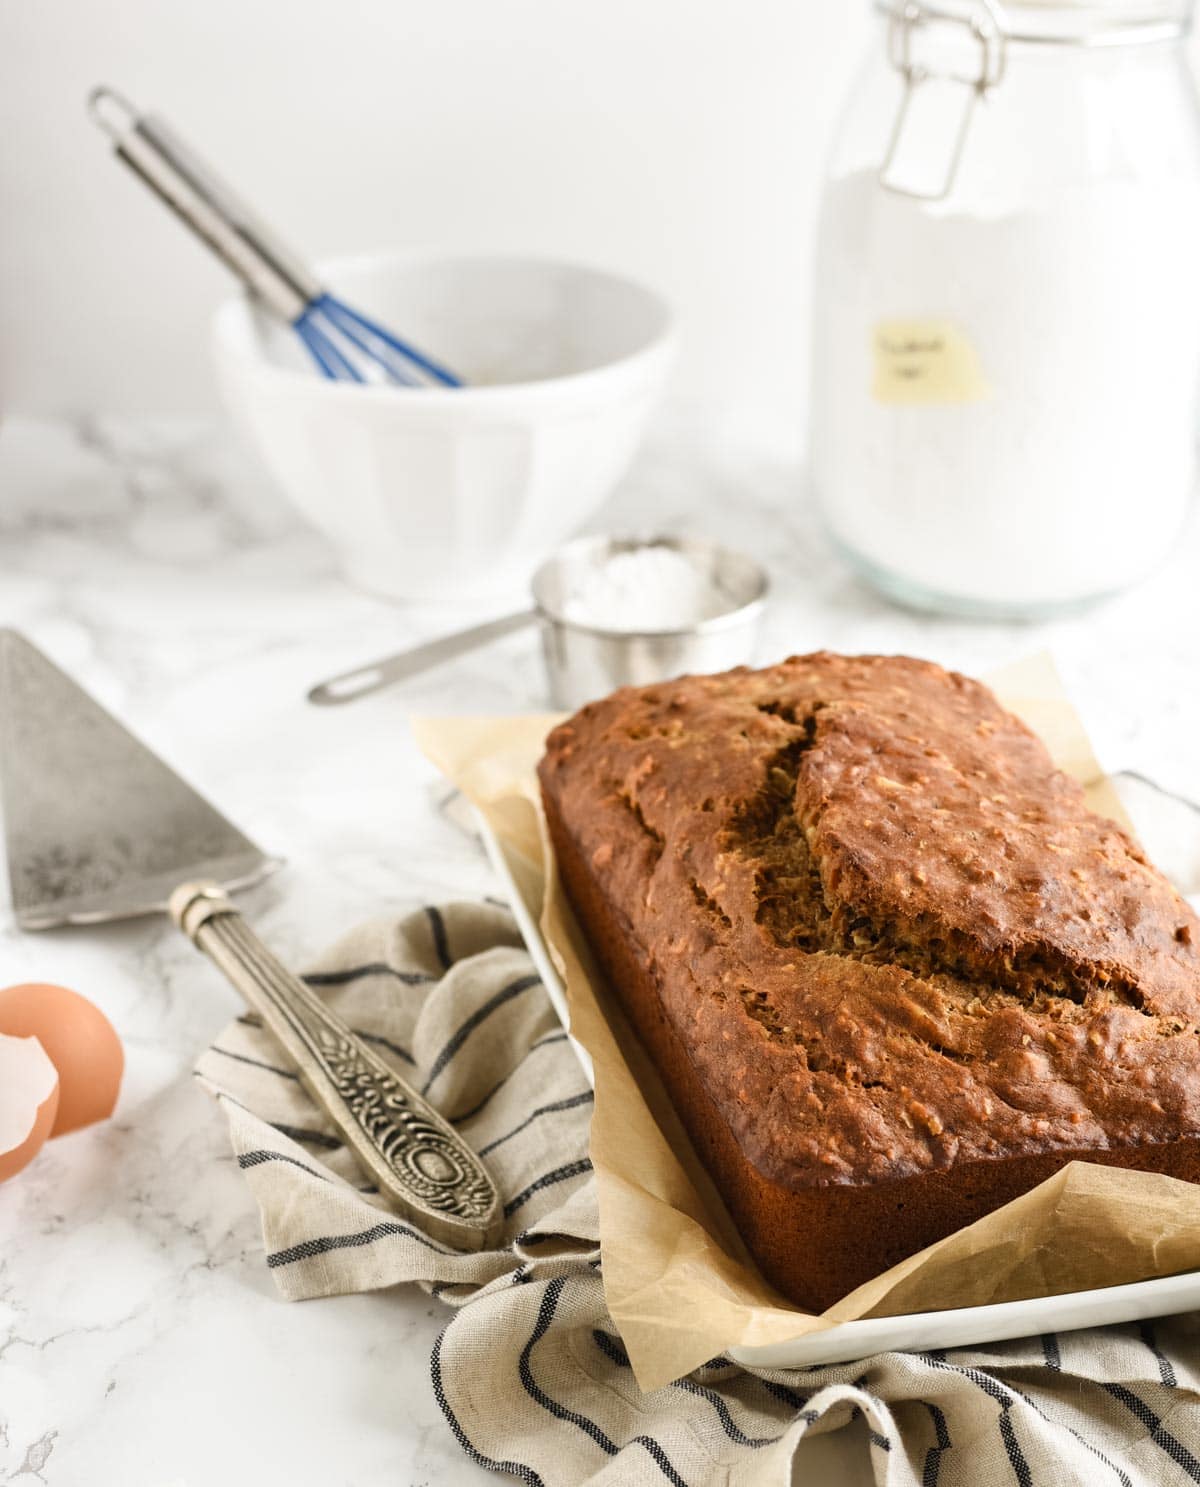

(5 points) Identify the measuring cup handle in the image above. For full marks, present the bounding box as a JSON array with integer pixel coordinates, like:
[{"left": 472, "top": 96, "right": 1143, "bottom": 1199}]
[{"left": 307, "top": 609, "right": 538, "bottom": 706}]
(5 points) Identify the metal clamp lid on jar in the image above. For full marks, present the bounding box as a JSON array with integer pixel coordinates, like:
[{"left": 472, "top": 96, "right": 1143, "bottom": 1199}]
[{"left": 875, "top": 0, "right": 1191, "bottom": 201}]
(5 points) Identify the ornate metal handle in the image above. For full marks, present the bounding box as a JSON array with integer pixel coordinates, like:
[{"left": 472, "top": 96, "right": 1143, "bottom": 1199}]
[{"left": 170, "top": 881, "right": 502, "bottom": 1250}]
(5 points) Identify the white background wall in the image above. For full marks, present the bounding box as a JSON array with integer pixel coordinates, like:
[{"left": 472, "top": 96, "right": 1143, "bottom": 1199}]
[
  {"left": 8, "top": 4, "right": 1200, "bottom": 454},
  {"left": 0, "top": 0, "right": 874, "bottom": 454}
]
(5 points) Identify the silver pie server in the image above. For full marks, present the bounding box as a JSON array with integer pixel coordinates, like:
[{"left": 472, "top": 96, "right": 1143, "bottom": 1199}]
[{"left": 0, "top": 630, "right": 501, "bottom": 1250}]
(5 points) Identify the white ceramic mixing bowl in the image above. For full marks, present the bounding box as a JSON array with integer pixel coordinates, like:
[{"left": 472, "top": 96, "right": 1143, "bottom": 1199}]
[{"left": 212, "top": 253, "right": 674, "bottom": 600}]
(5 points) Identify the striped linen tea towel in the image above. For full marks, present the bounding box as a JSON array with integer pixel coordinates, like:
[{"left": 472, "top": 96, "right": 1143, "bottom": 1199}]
[{"left": 195, "top": 899, "right": 1200, "bottom": 1487}]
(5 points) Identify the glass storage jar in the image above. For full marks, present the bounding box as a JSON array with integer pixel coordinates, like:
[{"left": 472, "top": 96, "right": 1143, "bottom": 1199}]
[{"left": 810, "top": 0, "right": 1200, "bottom": 617}]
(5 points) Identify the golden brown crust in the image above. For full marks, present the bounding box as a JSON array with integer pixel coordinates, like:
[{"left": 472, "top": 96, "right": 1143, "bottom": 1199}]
[{"left": 538, "top": 653, "right": 1200, "bottom": 1307}]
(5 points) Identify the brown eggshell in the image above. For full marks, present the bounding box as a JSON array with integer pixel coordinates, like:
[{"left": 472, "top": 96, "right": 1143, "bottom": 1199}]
[
  {"left": 0, "top": 1033, "right": 60, "bottom": 1182},
  {"left": 0, "top": 983, "right": 123, "bottom": 1136}
]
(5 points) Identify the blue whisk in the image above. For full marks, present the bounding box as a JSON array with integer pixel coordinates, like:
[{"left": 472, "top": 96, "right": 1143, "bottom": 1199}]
[{"left": 88, "top": 88, "right": 462, "bottom": 389}]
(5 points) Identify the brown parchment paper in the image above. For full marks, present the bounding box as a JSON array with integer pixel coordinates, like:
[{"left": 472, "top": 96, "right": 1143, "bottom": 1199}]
[{"left": 414, "top": 654, "right": 1200, "bottom": 1391}]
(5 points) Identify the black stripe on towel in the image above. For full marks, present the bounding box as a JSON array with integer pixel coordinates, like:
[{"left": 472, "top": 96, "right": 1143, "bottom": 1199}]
[
  {"left": 1102, "top": 1384, "right": 1200, "bottom": 1483},
  {"left": 210, "top": 1046, "right": 299, "bottom": 1081},
  {"left": 629, "top": 1437, "right": 689, "bottom": 1487},
  {"left": 503, "top": 1159, "right": 592, "bottom": 1219},
  {"left": 421, "top": 973, "right": 543, "bottom": 1094},
  {"left": 431, "top": 1324, "right": 546, "bottom": 1487},
  {"left": 592, "top": 1329, "right": 794, "bottom": 1451},
  {"left": 529, "top": 1031, "right": 568, "bottom": 1053},
  {"left": 1138, "top": 1321, "right": 1178, "bottom": 1388},
  {"left": 426, "top": 905, "right": 453, "bottom": 970},
  {"left": 239, "top": 1149, "right": 331, "bottom": 1183},
  {"left": 520, "top": 1281, "right": 620, "bottom": 1452},
  {"left": 271, "top": 1121, "right": 342, "bottom": 1151},
  {"left": 757, "top": 1378, "right": 810, "bottom": 1410},
  {"left": 520, "top": 1278, "right": 688, "bottom": 1486},
  {"left": 351, "top": 1027, "right": 416, "bottom": 1066},
  {"left": 267, "top": 1218, "right": 454, "bottom": 1267},
  {"left": 591, "top": 1328, "right": 630, "bottom": 1367},
  {"left": 1006, "top": 1384, "right": 1130, "bottom": 1487},
  {"left": 454, "top": 1034, "right": 572, "bottom": 1124},
  {"left": 848, "top": 1374, "right": 893, "bottom": 1453},
  {"left": 672, "top": 1379, "right": 784, "bottom": 1449},
  {"left": 478, "top": 1092, "right": 594, "bottom": 1156},
  {"left": 921, "top": 1358, "right": 1031, "bottom": 1487},
  {"left": 303, "top": 963, "right": 435, "bottom": 988},
  {"left": 1040, "top": 1333, "right": 1062, "bottom": 1371},
  {"left": 998, "top": 1406, "right": 1029, "bottom": 1486},
  {"left": 209, "top": 1086, "right": 343, "bottom": 1153},
  {"left": 235, "top": 1147, "right": 377, "bottom": 1196},
  {"left": 921, "top": 1402, "right": 951, "bottom": 1487}
]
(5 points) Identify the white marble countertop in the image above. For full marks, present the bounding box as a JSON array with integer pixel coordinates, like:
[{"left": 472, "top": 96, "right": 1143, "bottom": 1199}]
[{"left": 1, "top": 414, "right": 1198, "bottom": 1486}]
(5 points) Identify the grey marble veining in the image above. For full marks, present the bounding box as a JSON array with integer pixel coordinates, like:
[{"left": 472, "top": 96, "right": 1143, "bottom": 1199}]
[{"left": 0, "top": 414, "right": 1197, "bottom": 1485}]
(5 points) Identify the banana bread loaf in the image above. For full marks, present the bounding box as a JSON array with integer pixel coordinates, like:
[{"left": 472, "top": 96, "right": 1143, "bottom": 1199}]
[{"left": 538, "top": 653, "right": 1200, "bottom": 1311}]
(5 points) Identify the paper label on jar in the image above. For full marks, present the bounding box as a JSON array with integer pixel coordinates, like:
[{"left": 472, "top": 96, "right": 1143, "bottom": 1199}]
[{"left": 872, "top": 320, "right": 989, "bottom": 404}]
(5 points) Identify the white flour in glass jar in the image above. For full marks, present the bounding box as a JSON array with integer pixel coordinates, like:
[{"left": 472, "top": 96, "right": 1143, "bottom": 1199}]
[{"left": 811, "top": 171, "right": 1200, "bottom": 612}]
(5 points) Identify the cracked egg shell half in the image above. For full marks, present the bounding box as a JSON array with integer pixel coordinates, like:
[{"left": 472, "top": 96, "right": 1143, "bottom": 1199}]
[
  {"left": 0, "top": 1033, "right": 60, "bottom": 1182},
  {"left": 0, "top": 983, "right": 123, "bottom": 1136}
]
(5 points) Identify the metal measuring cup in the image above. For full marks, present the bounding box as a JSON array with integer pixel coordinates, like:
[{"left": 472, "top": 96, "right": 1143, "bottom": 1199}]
[{"left": 308, "top": 534, "right": 769, "bottom": 712}]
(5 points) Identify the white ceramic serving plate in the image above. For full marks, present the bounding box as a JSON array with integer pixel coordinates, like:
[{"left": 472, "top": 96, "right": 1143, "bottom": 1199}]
[
  {"left": 476, "top": 810, "right": 1200, "bottom": 1368},
  {"left": 214, "top": 252, "right": 674, "bottom": 602}
]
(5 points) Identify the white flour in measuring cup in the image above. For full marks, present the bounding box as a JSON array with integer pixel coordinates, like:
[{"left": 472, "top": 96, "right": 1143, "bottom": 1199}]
[{"left": 561, "top": 545, "right": 728, "bottom": 632}]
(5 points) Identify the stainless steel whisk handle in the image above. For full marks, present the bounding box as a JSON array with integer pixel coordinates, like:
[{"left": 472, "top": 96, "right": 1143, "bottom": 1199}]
[
  {"left": 88, "top": 87, "right": 322, "bottom": 322},
  {"left": 170, "top": 880, "right": 504, "bottom": 1251}
]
